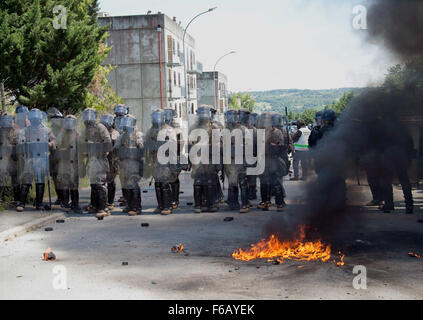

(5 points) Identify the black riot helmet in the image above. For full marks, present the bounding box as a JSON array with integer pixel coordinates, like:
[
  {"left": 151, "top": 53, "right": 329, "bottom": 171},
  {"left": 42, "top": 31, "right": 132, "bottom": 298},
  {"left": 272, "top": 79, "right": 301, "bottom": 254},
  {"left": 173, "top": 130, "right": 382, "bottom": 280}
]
[
  {"left": 249, "top": 113, "right": 258, "bottom": 127},
  {"left": 225, "top": 109, "right": 238, "bottom": 127},
  {"left": 28, "top": 109, "right": 46, "bottom": 127},
  {"left": 271, "top": 112, "right": 283, "bottom": 128},
  {"left": 47, "top": 107, "right": 64, "bottom": 119},
  {"left": 163, "top": 108, "right": 177, "bottom": 125},
  {"left": 16, "top": 105, "right": 29, "bottom": 114},
  {"left": 238, "top": 108, "right": 250, "bottom": 126},
  {"left": 322, "top": 109, "right": 336, "bottom": 122},
  {"left": 257, "top": 112, "right": 273, "bottom": 129},
  {"left": 151, "top": 108, "right": 164, "bottom": 127},
  {"left": 100, "top": 114, "right": 114, "bottom": 129},
  {"left": 0, "top": 115, "right": 14, "bottom": 129},
  {"left": 197, "top": 105, "right": 212, "bottom": 122},
  {"left": 114, "top": 104, "right": 128, "bottom": 117},
  {"left": 120, "top": 114, "right": 137, "bottom": 133}
]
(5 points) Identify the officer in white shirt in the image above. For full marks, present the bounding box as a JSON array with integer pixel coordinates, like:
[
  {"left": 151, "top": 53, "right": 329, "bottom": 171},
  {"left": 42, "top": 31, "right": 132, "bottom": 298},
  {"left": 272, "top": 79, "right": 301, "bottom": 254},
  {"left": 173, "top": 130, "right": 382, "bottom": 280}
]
[{"left": 290, "top": 119, "right": 311, "bottom": 181}]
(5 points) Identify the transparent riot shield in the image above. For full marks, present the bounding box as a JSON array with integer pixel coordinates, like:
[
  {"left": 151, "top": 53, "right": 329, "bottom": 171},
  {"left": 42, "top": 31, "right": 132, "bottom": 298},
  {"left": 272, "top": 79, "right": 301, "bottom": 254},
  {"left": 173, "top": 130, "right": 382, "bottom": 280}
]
[
  {"left": 17, "top": 111, "right": 51, "bottom": 185},
  {"left": 54, "top": 117, "right": 80, "bottom": 190},
  {"left": 0, "top": 115, "right": 19, "bottom": 187},
  {"left": 114, "top": 116, "right": 144, "bottom": 189},
  {"left": 78, "top": 110, "right": 113, "bottom": 185}
]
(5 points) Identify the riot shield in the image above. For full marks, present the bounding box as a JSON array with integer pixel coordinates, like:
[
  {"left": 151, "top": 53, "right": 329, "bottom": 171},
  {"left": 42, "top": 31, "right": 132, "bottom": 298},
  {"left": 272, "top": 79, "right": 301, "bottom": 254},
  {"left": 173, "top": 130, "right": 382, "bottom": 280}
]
[
  {"left": 0, "top": 115, "right": 19, "bottom": 187},
  {"left": 78, "top": 111, "right": 113, "bottom": 185},
  {"left": 54, "top": 116, "right": 80, "bottom": 190},
  {"left": 17, "top": 120, "right": 50, "bottom": 185}
]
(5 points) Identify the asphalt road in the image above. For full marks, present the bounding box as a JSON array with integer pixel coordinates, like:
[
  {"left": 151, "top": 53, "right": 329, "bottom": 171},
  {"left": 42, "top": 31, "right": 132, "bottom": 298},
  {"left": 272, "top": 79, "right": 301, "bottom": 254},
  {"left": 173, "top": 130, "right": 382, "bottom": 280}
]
[{"left": 1, "top": 174, "right": 423, "bottom": 300}]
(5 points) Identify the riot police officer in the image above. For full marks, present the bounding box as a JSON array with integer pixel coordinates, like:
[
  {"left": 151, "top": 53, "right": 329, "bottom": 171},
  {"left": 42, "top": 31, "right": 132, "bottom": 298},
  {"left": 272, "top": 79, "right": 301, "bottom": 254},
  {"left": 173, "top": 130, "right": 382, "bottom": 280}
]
[
  {"left": 114, "top": 115, "right": 144, "bottom": 216},
  {"left": 16, "top": 109, "right": 56, "bottom": 212},
  {"left": 47, "top": 107, "right": 64, "bottom": 206},
  {"left": 144, "top": 109, "right": 177, "bottom": 215},
  {"left": 257, "top": 112, "right": 286, "bottom": 212},
  {"left": 309, "top": 111, "right": 323, "bottom": 149},
  {"left": 55, "top": 115, "right": 82, "bottom": 213},
  {"left": 224, "top": 109, "right": 249, "bottom": 213},
  {"left": 163, "top": 108, "right": 186, "bottom": 210},
  {"left": 79, "top": 108, "right": 112, "bottom": 219},
  {"left": 0, "top": 115, "right": 20, "bottom": 204},
  {"left": 291, "top": 119, "right": 311, "bottom": 181},
  {"left": 15, "top": 105, "right": 29, "bottom": 130},
  {"left": 189, "top": 105, "right": 220, "bottom": 213},
  {"left": 100, "top": 114, "right": 120, "bottom": 210}
]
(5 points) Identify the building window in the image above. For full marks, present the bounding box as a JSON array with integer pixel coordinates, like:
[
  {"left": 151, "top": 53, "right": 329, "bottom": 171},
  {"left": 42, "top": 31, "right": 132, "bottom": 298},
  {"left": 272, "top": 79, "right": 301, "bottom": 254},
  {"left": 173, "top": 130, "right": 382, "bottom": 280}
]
[
  {"left": 174, "top": 72, "right": 177, "bottom": 86},
  {"left": 191, "top": 103, "right": 194, "bottom": 114},
  {"left": 178, "top": 73, "right": 181, "bottom": 86}
]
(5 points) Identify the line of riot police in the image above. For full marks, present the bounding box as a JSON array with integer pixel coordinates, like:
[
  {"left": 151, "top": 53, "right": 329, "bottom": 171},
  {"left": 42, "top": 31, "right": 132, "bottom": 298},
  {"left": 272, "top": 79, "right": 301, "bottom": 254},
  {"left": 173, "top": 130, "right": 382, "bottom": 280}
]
[{"left": 0, "top": 103, "right": 338, "bottom": 219}]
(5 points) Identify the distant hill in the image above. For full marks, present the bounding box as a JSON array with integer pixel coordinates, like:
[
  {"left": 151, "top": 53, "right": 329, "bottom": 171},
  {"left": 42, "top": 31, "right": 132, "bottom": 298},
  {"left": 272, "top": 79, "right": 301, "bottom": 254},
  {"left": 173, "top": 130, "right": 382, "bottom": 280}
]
[{"left": 248, "top": 88, "right": 367, "bottom": 113}]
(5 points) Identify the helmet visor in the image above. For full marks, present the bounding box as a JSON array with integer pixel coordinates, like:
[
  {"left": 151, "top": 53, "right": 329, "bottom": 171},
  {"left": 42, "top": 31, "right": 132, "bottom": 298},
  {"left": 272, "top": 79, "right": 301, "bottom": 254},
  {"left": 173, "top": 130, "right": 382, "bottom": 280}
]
[
  {"left": 81, "top": 109, "right": 97, "bottom": 122},
  {"left": 120, "top": 116, "right": 136, "bottom": 130},
  {"left": 100, "top": 114, "right": 114, "bottom": 128}
]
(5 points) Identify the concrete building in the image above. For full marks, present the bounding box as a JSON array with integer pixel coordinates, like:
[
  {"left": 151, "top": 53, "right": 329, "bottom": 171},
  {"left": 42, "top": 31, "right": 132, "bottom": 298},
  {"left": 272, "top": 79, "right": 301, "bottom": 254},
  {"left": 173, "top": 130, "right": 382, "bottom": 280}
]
[
  {"left": 197, "top": 71, "right": 229, "bottom": 116},
  {"left": 98, "top": 13, "right": 201, "bottom": 132}
]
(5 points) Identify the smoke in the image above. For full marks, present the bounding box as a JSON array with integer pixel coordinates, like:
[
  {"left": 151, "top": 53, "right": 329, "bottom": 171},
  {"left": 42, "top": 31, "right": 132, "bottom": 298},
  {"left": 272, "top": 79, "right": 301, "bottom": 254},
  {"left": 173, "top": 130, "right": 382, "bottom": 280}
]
[{"left": 265, "top": 0, "right": 423, "bottom": 241}]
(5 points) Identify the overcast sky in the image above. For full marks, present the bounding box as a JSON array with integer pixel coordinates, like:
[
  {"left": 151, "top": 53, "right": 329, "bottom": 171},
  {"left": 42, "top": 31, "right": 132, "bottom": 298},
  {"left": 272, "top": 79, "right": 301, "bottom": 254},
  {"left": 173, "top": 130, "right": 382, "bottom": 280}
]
[{"left": 99, "top": 0, "right": 397, "bottom": 92}]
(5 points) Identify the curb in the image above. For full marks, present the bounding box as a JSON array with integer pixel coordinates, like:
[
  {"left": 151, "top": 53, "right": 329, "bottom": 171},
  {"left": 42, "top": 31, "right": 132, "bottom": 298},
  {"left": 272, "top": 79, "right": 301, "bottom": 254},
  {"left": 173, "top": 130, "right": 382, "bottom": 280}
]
[{"left": 0, "top": 212, "right": 66, "bottom": 242}]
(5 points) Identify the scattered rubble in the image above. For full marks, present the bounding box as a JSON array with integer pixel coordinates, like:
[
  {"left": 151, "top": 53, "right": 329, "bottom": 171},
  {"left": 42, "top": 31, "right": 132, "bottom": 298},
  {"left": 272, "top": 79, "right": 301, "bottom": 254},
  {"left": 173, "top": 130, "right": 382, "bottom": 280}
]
[{"left": 43, "top": 248, "right": 56, "bottom": 261}]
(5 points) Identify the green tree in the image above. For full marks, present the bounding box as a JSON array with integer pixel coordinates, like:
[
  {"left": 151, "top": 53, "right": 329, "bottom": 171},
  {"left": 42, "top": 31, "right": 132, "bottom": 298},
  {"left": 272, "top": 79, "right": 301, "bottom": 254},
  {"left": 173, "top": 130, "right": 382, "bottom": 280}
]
[
  {"left": 229, "top": 92, "right": 256, "bottom": 112},
  {"left": 0, "top": 0, "right": 109, "bottom": 113}
]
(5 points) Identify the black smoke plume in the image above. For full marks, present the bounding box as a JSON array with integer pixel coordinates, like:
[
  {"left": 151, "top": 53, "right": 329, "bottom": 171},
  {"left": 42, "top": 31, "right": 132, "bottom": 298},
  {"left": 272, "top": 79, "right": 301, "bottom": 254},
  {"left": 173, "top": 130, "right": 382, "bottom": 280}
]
[{"left": 265, "top": 0, "right": 423, "bottom": 241}]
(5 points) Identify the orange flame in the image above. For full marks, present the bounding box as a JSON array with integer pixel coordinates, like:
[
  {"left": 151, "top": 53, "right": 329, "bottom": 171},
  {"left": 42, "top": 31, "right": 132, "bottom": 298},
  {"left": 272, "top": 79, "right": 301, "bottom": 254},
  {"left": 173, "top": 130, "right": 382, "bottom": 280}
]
[
  {"left": 171, "top": 244, "right": 184, "bottom": 253},
  {"left": 232, "top": 226, "right": 338, "bottom": 264}
]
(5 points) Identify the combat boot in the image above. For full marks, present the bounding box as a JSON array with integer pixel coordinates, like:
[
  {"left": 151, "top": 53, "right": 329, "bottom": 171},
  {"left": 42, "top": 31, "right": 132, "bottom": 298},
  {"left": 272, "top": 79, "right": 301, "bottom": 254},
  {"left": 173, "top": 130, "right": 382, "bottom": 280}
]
[
  {"left": 54, "top": 189, "right": 63, "bottom": 205},
  {"left": 240, "top": 185, "right": 249, "bottom": 214},
  {"left": 194, "top": 185, "right": 202, "bottom": 213},
  {"left": 171, "top": 179, "right": 180, "bottom": 210},
  {"left": 35, "top": 183, "right": 45, "bottom": 210},
  {"left": 258, "top": 184, "right": 268, "bottom": 209},
  {"left": 128, "top": 188, "right": 142, "bottom": 216},
  {"left": 406, "top": 204, "right": 414, "bottom": 214},
  {"left": 206, "top": 185, "right": 218, "bottom": 212},
  {"left": 16, "top": 184, "right": 30, "bottom": 212},
  {"left": 70, "top": 190, "right": 82, "bottom": 213},
  {"left": 228, "top": 186, "right": 240, "bottom": 211},
  {"left": 273, "top": 184, "right": 285, "bottom": 212},
  {"left": 161, "top": 184, "right": 173, "bottom": 215},
  {"left": 107, "top": 181, "right": 116, "bottom": 210},
  {"left": 61, "top": 189, "right": 71, "bottom": 209},
  {"left": 154, "top": 183, "right": 163, "bottom": 213},
  {"left": 13, "top": 185, "right": 21, "bottom": 204}
]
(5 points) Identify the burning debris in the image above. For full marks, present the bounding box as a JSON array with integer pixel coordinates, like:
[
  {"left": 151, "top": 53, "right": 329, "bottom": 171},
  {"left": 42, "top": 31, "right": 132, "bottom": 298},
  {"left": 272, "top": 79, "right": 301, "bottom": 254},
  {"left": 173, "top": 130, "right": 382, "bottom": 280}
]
[
  {"left": 408, "top": 252, "right": 421, "bottom": 259},
  {"left": 232, "top": 226, "right": 343, "bottom": 265},
  {"left": 171, "top": 244, "right": 184, "bottom": 253},
  {"left": 43, "top": 248, "right": 56, "bottom": 261}
]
